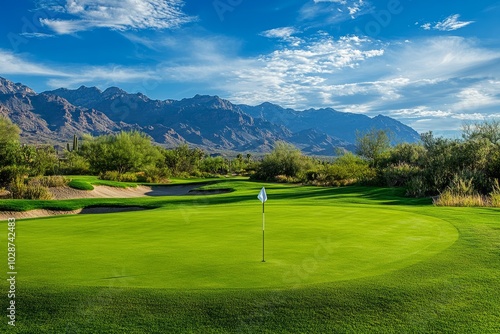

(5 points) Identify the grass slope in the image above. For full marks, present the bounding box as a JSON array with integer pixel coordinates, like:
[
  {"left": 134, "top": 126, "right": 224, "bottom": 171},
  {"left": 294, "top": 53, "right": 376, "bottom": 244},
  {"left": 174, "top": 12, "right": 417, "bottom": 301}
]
[{"left": 1, "top": 181, "right": 500, "bottom": 333}]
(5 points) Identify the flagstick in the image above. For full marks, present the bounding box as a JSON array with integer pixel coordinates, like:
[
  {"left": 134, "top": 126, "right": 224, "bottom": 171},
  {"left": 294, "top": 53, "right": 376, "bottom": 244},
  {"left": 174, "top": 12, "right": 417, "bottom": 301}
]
[{"left": 262, "top": 201, "right": 265, "bottom": 262}]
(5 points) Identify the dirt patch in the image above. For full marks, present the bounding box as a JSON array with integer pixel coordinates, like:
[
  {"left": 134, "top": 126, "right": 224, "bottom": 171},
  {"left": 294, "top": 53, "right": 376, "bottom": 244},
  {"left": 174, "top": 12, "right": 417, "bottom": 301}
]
[{"left": 0, "top": 206, "right": 151, "bottom": 220}]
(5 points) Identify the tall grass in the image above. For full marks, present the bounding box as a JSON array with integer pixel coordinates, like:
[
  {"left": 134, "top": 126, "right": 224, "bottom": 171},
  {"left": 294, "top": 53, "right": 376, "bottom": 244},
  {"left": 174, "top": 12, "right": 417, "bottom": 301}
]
[{"left": 435, "top": 177, "right": 500, "bottom": 207}]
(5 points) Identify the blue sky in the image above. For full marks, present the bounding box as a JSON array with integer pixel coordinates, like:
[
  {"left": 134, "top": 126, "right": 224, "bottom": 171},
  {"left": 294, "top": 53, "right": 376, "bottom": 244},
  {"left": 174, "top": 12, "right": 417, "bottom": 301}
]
[{"left": 1, "top": 0, "right": 499, "bottom": 136}]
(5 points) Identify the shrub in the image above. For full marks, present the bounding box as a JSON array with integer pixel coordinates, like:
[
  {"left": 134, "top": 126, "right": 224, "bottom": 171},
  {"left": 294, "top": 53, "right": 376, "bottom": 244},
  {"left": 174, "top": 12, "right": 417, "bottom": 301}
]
[
  {"left": 8, "top": 175, "right": 27, "bottom": 199},
  {"left": 68, "top": 180, "right": 94, "bottom": 191},
  {"left": 252, "top": 142, "right": 313, "bottom": 181},
  {"left": 139, "top": 167, "right": 170, "bottom": 183},
  {"left": 434, "top": 191, "right": 487, "bottom": 207},
  {"left": 28, "top": 176, "right": 68, "bottom": 188},
  {"left": 100, "top": 171, "right": 121, "bottom": 182},
  {"left": 23, "top": 184, "right": 53, "bottom": 200},
  {"left": 405, "top": 175, "right": 428, "bottom": 197},
  {"left": 382, "top": 163, "right": 420, "bottom": 187},
  {"left": 275, "top": 175, "right": 299, "bottom": 183},
  {"left": 315, "top": 153, "right": 375, "bottom": 186},
  {"left": 8, "top": 175, "right": 53, "bottom": 200},
  {"left": 60, "top": 153, "right": 91, "bottom": 175},
  {"left": 119, "top": 172, "right": 139, "bottom": 182},
  {"left": 0, "top": 165, "right": 28, "bottom": 188}
]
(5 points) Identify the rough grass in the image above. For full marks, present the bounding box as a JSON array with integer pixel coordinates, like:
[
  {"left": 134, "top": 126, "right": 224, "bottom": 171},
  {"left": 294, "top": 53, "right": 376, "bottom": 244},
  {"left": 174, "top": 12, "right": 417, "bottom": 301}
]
[{"left": 1, "top": 182, "right": 500, "bottom": 333}]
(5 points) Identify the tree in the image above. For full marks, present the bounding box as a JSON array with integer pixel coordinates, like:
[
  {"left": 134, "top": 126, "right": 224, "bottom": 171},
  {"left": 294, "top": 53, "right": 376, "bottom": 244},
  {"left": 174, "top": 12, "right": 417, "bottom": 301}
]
[
  {"left": 163, "top": 144, "right": 205, "bottom": 176},
  {"left": 79, "top": 131, "right": 163, "bottom": 174},
  {"left": 199, "top": 156, "right": 228, "bottom": 174},
  {"left": 356, "top": 129, "right": 391, "bottom": 166},
  {"left": 0, "top": 116, "right": 21, "bottom": 168},
  {"left": 253, "top": 141, "right": 312, "bottom": 181},
  {"left": 462, "top": 119, "right": 500, "bottom": 144}
]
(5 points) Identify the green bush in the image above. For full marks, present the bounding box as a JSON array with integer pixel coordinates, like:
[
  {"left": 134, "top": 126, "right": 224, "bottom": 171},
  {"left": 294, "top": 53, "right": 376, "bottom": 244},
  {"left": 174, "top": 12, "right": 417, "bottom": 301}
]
[
  {"left": 0, "top": 165, "right": 28, "bottom": 187},
  {"left": 405, "top": 175, "right": 428, "bottom": 197},
  {"left": 68, "top": 180, "right": 94, "bottom": 191},
  {"left": 252, "top": 142, "right": 313, "bottom": 181},
  {"left": 100, "top": 171, "right": 121, "bottom": 182},
  {"left": 382, "top": 163, "right": 420, "bottom": 187},
  {"left": 138, "top": 167, "right": 170, "bottom": 183}
]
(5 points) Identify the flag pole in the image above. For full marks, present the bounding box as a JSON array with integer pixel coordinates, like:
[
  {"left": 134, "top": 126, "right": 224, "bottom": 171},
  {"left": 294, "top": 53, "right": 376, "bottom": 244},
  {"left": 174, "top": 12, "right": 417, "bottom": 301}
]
[{"left": 262, "top": 201, "right": 265, "bottom": 262}]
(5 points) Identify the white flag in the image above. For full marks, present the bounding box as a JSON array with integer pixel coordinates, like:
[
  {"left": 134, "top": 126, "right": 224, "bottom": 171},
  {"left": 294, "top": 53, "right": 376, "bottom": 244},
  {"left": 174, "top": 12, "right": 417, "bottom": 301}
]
[{"left": 258, "top": 187, "right": 267, "bottom": 203}]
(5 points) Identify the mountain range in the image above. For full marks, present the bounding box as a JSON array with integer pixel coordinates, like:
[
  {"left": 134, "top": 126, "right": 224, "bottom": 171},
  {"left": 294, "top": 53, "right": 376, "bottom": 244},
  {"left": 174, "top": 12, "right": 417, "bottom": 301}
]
[{"left": 0, "top": 76, "right": 420, "bottom": 155}]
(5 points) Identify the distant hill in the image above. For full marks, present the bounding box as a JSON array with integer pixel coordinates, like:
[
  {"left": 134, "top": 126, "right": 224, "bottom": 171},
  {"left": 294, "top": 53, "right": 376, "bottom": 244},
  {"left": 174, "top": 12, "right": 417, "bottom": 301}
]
[{"left": 0, "top": 76, "right": 420, "bottom": 155}]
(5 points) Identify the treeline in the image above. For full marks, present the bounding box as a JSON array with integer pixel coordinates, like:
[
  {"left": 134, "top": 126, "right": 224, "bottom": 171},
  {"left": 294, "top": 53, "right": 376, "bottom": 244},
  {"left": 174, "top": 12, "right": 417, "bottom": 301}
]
[
  {"left": 251, "top": 121, "right": 500, "bottom": 206},
  {"left": 1, "top": 115, "right": 500, "bottom": 205},
  {"left": 0, "top": 117, "right": 258, "bottom": 198}
]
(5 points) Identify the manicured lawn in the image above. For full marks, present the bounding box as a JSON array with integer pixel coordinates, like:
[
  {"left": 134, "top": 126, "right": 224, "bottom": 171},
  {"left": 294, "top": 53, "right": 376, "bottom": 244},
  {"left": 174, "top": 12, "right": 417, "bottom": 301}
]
[{"left": 1, "top": 181, "right": 500, "bottom": 333}]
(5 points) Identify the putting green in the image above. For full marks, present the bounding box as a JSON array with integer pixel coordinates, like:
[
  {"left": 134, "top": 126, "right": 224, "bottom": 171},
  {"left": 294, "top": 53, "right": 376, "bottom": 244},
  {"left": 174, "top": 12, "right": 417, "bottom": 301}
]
[{"left": 16, "top": 204, "right": 458, "bottom": 289}]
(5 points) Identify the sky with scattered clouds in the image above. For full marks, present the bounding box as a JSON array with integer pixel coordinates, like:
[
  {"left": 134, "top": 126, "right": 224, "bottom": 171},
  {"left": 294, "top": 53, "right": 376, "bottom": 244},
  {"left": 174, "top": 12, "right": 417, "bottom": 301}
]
[{"left": 1, "top": 0, "right": 499, "bottom": 136}]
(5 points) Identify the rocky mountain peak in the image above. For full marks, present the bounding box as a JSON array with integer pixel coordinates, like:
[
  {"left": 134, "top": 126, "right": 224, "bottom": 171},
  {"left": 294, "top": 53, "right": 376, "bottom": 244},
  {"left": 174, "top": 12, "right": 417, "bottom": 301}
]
[{"left": 0, "top": 77, "right": 36, "bottom": 95}]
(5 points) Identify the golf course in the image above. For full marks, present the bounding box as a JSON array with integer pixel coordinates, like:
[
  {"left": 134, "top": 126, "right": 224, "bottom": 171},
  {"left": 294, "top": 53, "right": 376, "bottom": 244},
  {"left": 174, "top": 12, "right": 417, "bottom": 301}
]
[{"left": 2, "top": 180, "right": 500, "bottom": 333}]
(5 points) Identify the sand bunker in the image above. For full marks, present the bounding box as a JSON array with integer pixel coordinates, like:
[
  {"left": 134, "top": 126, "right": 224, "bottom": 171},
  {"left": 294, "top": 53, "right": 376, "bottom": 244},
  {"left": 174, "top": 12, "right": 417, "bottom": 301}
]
[
  {"left": 0, "top": 183, "right": 232, "bottom": 220},
  {"left": 48, "top": 184, "right": 203, "bottom": 200},
  {"left": 0, "top": 206, "right": 150, "bottom": 220}
]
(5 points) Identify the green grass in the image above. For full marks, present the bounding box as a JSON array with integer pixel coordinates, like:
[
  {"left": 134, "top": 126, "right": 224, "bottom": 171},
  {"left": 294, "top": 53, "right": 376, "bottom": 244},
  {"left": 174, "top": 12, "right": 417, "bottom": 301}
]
[
  {"left": 2, "top": 181, "right": 500, "bottom": 333},
  {"left": 67, "top": 179, "right": 94, "bottom": 191},
  {"left": 66, "top": 175, "right": 139, "bottom": 188}
]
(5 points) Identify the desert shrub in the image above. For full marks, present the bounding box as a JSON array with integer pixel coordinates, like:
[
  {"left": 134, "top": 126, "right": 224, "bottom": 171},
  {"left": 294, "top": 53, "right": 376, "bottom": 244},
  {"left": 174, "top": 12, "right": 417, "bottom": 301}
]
[
  {"left": 199, "top": 157, "right": 228, "bottom": 175},
  {"left": 274, "top": 175, "right": 299, "bottom": 183},
  {"left": 138, "top": 167, "right": 170, "bottom": 183},
  {"left": 491, "top": 194, "right": 500, "bottom": 207},
  {"left": 8, "top": 175, "right": 27, "bottom": 199},
  {"left": 252, "top": 142, "right": 313, "bottom": 181},
  {"left": 28, "top": 176, "right": 68, "bottom": 188},
  {"left": 319, "top": 152, "right": 375, "bottom": 186},
  {"left": 100, "top": 171, "right": 121, "bottom": 182},
  {"left": 68, "top": 180, "right": 94, "bottom": 191},
  {"left": 434, "top": 192, "right": 487, "bottom": 207},
  {"left": 23, "top": 184, "right": 53, "bottom": 200},
  {"left": 119, "top": 172, "right": 139, "bottom": 182},
  {"left": 0, "top": 165, "right": 28, "bottom": 187},
  {"left": 8, "top": 175, "right": 53, "bottom": 200},
  {"left": 61, "top": 152, "right": 91, "bottom": 175},
  {"left": 435, "top": 173, "right": 488, "bottom": 207},
  {"left": 490, "top": 179, "right": 500, "bottom": 207},
  {"left": 447, "top": 174, "right": 476, "bottom": 196},
  {"left": 382, "top": 163, "right": 420, "bottom": 187},
  {"left": 100, "top": 171, "right": 138, "bottom": 182},
  {"left": 405, "top": 174, "right": 428, "bottom": 197}
]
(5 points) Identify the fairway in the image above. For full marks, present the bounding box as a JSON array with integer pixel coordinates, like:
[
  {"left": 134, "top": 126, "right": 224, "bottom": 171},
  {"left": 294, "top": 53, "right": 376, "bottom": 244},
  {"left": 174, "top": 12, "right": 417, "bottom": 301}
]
[
  {"left": 3, "top": 182, "right": 500, "bottom": 333},
  {"left": 17, "top": 198, "right": 457, "bottom": 289}
]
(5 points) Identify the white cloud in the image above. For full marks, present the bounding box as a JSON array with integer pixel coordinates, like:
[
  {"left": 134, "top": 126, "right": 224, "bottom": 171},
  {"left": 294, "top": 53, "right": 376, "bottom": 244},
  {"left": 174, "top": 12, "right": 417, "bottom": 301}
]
[
  {"left": 0, "top": 50, "right": 66, "bottom": 77},
  {"left": 39, "top": 0, "right": 195, "bottom": 34},
  {"left": 435, "top": 14, "right": 474, "bottom": 31},
  {"left": 0, "top": 49, "right": 153, "bottom": 89},
  {"left": 261, "top": 27, "right": 298, "bottom": 39},
  {"left": 20, "top": 32, "right": 55, "bottom": 39},
  {"left": 260, "top": 27, "right": 302, "bottom": 46},
  {"left": 301, "top": 0, "right": 368, "bottom": 24},
  {"left": 420, "top": 23, "right": 431, "bottom": 30},
  {"left": 421, "top": 14, "right": 474, "bottom": 32}
]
